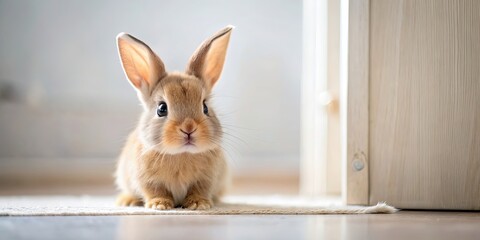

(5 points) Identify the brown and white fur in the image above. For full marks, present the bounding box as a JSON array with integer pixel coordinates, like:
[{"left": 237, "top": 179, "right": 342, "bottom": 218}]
[{"left": 114, "top": 26, "right": 233, "bottom": 210}]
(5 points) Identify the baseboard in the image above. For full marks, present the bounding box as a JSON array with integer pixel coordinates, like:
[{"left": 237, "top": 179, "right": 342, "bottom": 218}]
[{"left": 0, "top": 157, "right": 299, "bottom": 195}]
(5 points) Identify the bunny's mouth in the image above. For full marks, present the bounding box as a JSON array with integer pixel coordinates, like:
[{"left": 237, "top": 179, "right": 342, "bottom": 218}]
[
  {"left": 182, "top": 136, "right": 198, "bottom": 149},
  {"left": 184, "top": 136, "right": 195, "bottom": 145}
]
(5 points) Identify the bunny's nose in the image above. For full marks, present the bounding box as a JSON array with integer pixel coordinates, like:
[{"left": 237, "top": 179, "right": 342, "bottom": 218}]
[
  {"left": 180, "top": 129, "right": 197, "bottom": 137},
  {"left": 180, "top": 118, "right": 197, "bottom": 136}
]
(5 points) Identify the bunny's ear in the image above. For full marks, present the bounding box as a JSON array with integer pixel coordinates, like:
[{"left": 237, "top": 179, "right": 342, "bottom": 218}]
[
  {"left": 116, "top": 33, "right": 166, "bottom": 93},
  {"left": 186, "top": 25, "right": 234, "bottom": 90}
]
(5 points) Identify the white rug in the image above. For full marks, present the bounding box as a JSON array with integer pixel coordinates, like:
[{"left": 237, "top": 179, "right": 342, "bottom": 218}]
[{"left": 0, "top": 195, "right": 397, "bottom": 216}]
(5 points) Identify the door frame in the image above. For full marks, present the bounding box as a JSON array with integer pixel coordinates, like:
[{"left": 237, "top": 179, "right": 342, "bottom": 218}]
[
  {"left": 343, "top": 0, "right": 370, "bottom": 205},
  {"left": 300, "top": 0, "right": 342, "bottom": 197}
]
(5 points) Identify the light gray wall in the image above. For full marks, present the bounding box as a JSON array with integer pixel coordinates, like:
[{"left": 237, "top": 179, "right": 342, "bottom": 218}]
[{"left": 0, "top": 0, "right": 301, "bottom": 176}]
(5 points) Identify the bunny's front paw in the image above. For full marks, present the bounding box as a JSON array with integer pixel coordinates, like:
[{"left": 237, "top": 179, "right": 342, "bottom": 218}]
[
  {"left": 116, "top": 193, "right": 143, "bottom": 207},
  {"left": 145, "top": 197, "right": 174, "bottom": 210},
  {"left": 182, "top": 195, "right": 212, "bottom": 210}
]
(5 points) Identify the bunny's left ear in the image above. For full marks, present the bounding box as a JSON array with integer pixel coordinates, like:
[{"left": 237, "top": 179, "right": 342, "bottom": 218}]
[{"left": 186, "top": 25, "right": 234, "bottom": 90}]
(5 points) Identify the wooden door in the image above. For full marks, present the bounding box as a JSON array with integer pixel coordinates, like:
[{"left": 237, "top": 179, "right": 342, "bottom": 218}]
[{"left": 346, "top": 0, "right": 480, "bottom": 210}]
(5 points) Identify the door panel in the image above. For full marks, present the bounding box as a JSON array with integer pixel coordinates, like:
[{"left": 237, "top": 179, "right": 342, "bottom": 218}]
[{"left": 369, "top": 0, "right": 480, "bottom": 209}]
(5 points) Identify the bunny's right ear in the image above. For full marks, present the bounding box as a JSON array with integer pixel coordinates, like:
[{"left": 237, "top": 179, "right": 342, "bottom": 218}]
[{"left": 116, "top": 33, "right": 166, "bottom": 94}]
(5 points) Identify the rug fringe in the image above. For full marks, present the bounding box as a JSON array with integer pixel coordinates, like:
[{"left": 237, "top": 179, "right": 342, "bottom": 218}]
[{"left": 0, "top": 196, "right": 398, "bottom": 216}]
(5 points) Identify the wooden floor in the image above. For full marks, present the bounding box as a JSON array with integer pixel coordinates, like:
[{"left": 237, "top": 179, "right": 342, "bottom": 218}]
[
  {"left": 1, "top": 183, "right": 479, "bottom": 239},
  {"left": 1, "top": 211, "right": 479, "bottom": 240}
]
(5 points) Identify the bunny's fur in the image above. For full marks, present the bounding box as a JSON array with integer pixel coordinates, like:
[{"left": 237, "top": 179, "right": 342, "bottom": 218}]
[{"left": 114, "top": 26, "right": 233, "bottom": 210}]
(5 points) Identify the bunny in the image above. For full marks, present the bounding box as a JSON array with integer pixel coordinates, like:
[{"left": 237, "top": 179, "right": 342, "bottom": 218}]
[{"left": 114, "top": 26, "right": 233, "bottom": 210}]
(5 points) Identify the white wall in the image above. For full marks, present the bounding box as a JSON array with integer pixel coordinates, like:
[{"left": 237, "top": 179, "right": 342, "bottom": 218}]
[{"left": 0, "top": 0, "right": 302, "bottom": 178}]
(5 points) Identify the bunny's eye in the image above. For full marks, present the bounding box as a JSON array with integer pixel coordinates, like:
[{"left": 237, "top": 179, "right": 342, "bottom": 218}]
[
  {"left": 203, "top": 101, "right": 209, "bottom": 115},
  {"left": 157, "top": 102, "right": 168, "bottom": 117}
]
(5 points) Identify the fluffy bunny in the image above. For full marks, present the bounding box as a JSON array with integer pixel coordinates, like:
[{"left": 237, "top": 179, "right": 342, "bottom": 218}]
[{"left": 114, "top": 26, "right": 233, "bottom": 210}]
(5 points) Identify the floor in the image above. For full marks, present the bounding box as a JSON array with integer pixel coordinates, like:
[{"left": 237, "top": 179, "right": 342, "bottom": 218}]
[
  {"left": 1, "top": 211, "right": 479, "bottom": 240},
  {"left": 1, "top": 183, "right": 479, "bottom": 240}
]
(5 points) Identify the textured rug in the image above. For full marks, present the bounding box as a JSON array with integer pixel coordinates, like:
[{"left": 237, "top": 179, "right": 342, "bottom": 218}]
[{"left": 0, "top": 195, "right": 397, "bottom": 216}]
